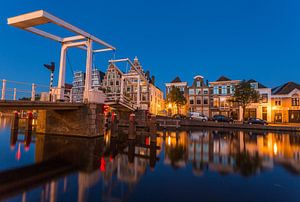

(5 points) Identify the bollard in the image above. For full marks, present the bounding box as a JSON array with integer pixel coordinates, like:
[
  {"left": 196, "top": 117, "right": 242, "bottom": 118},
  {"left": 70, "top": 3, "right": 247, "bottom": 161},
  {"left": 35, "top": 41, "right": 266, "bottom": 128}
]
[
  {"left": 149, "top": 115, "right": 157, "bottom": 135},
  {"left": 10, "top": 129, "right": 18, "bottom": 149},
  {"left": 13, "top": 88, "right": 17, "bottom": 100},
  {"left": 128, "top": 113, "right": 136, "bottom": 140},
  {"left": 12, "top": 111, "right": 19, "bottom": 131},
  {"left": 128, "top": 139, "right": 135, "bottom": 164},
  {"left": 149, "top": 141, "right": 157, "bottom": 170},
  {"left": 26, "top": 111, "right": 33, "bottom": 131},
  {"left": 31, "top": 83, "right": 36, "bottom": 101},
  {"left": 111, "top": 112, "right": 118, "bottom": 137},
  {"left": 1, "top": 79, "right": 6, "bottom": 100},
  {"left": 24, "top": 130, "right": 32, "bottom": 149}
]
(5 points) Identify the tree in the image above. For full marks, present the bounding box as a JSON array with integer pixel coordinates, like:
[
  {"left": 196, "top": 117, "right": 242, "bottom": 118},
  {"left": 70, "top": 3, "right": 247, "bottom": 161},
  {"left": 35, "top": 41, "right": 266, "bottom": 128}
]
[
  {"left": 231, "top": 80, "right": 260, "bottom": 121},
  {"left": 166, "top": 86, "right": 187, "bottom": 114}
]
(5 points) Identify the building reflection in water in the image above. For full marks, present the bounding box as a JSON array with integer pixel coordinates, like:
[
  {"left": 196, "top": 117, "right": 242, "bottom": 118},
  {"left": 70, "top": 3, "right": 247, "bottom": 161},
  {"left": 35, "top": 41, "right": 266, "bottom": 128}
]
[
  {"left": 4, "top": 127, "right": 161, "bottom": 202},
  {"left": 3, "top": 117, "right": 300, "bottom": 201},
  {"left": 160, "top": 129, "right": 300, "bottom": 176}
]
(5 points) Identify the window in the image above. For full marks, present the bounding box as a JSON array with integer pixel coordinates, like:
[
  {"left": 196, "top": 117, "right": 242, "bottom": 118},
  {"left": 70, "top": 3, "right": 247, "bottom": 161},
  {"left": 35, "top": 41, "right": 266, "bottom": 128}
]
[
  {"left": 203, "top": 98, "right": 209, "bottom": 105},
  {"left": 275, "top": 100, "right": 281, "bottom": 106},
  {"left": 292, "top": 97, "right": 300, "bottom": 106},
  {"left": 213, "top": 98, "right": 219, "bottom": 107},
  {"left": 116, "top": 81, "right": 119, "bottom": 85},
  {"left": 250, "top": 82, "right": 258, "bottom": 89},
  {"left": 110, "top": 81, "right": 113, "bottom": 86},
  {"left": 189, "top": 89, "right": 195, "bottom": 95},
  {"left": 142, "top": 95, "right": 147, "bottom": 101},
  {"left": 142, "top": 86, "right": 147, "bottom": 92},
  {"left": 218, "top": 86, "right": 222, "bottom": 95},
  {"left": 196, "top": 89, "right": 201, "bottom": 95},
  {"left": 196, "top": 98, "right": 201, "bottom": 105},
  {"left": 222, "top": 86, "right": 226, "bottom": 95},
  {"left": 196, "top": 81, "right": 201, "bottom": 87},
  {"left": 189, "top": 97, "right": 194, "bottom": 105},
  {"left": 261, "top": 94, "right": 268, "bottom": 103},
  {"left": 203, "top": 89, "right": 208, "bottom": 95},
  {"left": 213, "top": 86, "right": 218, "bottom": 95},
  {"left": 227, "top": 86, "right": 231, "bottom": 94}
]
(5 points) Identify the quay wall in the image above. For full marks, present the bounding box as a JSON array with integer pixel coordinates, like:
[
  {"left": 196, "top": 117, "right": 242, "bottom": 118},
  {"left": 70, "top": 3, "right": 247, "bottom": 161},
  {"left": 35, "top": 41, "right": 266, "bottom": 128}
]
[{"left": 157, "top": 116, "right": 300, "bottom": 132}]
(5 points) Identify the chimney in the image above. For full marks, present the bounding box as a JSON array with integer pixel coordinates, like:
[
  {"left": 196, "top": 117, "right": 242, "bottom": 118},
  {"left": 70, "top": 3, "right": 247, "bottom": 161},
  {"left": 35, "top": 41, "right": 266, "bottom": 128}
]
[
  {"left": 206, "top": 79, "right": 209, "bottom": 86},
  {"left": 151, "top": 75, "right": 155, "bottom": 85},
  {"left": 145, "top": 71, "right": 150, "bottom": 79}
]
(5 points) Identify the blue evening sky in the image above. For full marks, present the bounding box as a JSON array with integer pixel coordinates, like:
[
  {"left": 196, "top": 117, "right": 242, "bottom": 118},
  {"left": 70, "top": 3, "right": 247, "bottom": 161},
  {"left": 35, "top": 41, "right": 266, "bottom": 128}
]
[{"left": 0, "top": 0, "right": 299, "bottom": 91}]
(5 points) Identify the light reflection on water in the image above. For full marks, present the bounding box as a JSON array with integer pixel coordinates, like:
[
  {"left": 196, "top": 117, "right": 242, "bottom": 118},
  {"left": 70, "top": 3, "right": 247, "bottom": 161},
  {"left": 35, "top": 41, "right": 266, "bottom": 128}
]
[{"left": 1, "top": 116, "right": 300, "bottom": 201}]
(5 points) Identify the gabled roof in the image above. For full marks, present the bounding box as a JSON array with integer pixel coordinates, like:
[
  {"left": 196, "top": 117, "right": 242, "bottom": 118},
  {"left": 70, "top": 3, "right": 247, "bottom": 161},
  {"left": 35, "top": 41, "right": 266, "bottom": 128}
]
[
  {"left": 107, "top": 62, "right": 123, "bottom": 75},
  {"left": 171, "top": 76, "right": 182, "bottom": 83},
  {"left": 216, "top": 76, "right": 231, "bottom": 82},
  {"left": 272, "top": 82, "right": 300, "bottom": 95},
  {"left": 247, "top": 79, "right": 267, "bottom": 89}
]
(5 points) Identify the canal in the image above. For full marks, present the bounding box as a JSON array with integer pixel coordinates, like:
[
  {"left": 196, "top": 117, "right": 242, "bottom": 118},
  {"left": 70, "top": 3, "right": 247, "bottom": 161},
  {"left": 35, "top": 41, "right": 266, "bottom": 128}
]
[{"left": 1, "top": 117, "right": 300, "bottom": 202}]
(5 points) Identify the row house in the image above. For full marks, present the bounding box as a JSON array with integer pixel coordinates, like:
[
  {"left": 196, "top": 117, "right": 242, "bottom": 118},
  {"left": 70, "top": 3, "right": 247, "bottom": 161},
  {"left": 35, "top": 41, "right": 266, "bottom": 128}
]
[
  {"left": 245, "top": 80, "right": 272, "bottom": 122},
  {"left": 168, "top": 74, "right": 300, "bottom": 123},
  {"left": 271, "top": 82, "right": 300, "bottom": 123},
  {"left": 102, "top": 63, "right": 123, "bottom": 95},
  {"left": 71, "top": 69, "right": 105, "bottom": 102},
  {"left": 188, "top": 75, "right": 211, "bottom": 117},
  {"left": 102, "top": 57, "right": 164, "bottom": 115},
  {"left": 209, "top": 76, "right": 240, "bottom": 119},
  {"left": 165, "top": 76, "right": 189, "bottom": 115}
]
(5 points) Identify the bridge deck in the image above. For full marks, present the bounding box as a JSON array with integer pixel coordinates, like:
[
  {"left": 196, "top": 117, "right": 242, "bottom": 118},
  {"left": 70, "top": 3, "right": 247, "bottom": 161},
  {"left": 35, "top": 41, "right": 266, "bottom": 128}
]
[{"left": 0, "top": 100, "right": 84, "bottom": 110}]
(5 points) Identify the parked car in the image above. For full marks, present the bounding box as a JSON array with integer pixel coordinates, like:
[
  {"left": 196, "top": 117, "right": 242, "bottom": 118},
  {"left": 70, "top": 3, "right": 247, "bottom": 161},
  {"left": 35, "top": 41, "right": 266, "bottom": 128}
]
[
  {"left": 172, "top": 114, "right": 187, "bottom": 119},
  {"left": 247, "top": 118, "right": 268, "bottom": 125},
  {"left": 189, "top": 112, "right": 208, "bottom": 122},
  {"left": 212, "top": 115, "right": 233, "bottom": 123}
]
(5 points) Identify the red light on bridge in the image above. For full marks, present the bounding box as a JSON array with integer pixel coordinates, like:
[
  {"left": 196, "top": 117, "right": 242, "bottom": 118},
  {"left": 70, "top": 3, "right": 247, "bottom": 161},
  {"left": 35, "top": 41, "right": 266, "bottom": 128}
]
[
  {"left": 16, "top": 144, "right": 21, "bottom": 161},
  {"left": 145, "top": 137, "right": 150, "bottom": 145},
  {"left": 100, "top": 156, "right": 106, "bottom": 172}
]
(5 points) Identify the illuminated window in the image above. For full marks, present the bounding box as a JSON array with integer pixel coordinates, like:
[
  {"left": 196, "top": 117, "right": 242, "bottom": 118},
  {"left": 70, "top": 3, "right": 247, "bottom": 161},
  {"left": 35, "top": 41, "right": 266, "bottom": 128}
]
[
  {"left": 292, "top": 97, "right": 300, "bottom": 106},
  {"left": 213, "top": 98, "right": 219, "bottom": 107},
  {"left": 261, "top": 94, "right": 268, "bottom": 103}
]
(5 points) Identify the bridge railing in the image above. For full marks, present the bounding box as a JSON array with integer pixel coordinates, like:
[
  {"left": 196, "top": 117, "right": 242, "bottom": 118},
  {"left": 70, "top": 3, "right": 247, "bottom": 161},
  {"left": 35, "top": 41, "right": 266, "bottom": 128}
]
[
  {"left": 105, "top": 92, "right": 137, "bottom": 109},
  {"left": 1, "top": 79, "right": 50, "bottom": 101}
]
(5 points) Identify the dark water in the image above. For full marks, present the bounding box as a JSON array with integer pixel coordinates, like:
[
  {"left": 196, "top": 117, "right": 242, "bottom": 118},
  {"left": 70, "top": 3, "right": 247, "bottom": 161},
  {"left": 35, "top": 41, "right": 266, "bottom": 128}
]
[{"left": 1, "top": 117, "right": 300, "bottom": 202}]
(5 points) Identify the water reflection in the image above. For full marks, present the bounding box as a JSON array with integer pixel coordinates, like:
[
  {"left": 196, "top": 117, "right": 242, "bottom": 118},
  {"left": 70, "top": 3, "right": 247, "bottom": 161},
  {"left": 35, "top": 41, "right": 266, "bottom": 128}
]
[
  {"left": 161, "top": 129, "right": 300, "bottom": 176},
  {"left": 1, "top": 115, "right": 300, "bottom": 201}
]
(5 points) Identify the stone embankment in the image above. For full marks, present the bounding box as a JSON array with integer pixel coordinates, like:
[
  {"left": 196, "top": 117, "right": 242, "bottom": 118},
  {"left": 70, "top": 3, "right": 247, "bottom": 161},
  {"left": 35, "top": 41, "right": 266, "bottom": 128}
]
[{"left": 156, "top": 116, "right": 300, "bottom": 132}]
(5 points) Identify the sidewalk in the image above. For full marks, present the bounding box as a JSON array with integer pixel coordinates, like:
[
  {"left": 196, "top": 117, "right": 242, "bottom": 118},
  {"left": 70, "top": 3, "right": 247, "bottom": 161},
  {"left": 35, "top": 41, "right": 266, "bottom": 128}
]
[{"left": 269, "top": 123, "right": 300, "bottom": 127}]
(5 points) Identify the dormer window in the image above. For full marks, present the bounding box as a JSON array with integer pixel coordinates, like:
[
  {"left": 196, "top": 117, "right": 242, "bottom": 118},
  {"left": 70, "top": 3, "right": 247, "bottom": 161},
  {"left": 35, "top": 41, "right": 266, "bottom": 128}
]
[{"left": 250, "top": 82, "right": 258, "bottom": 89}]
